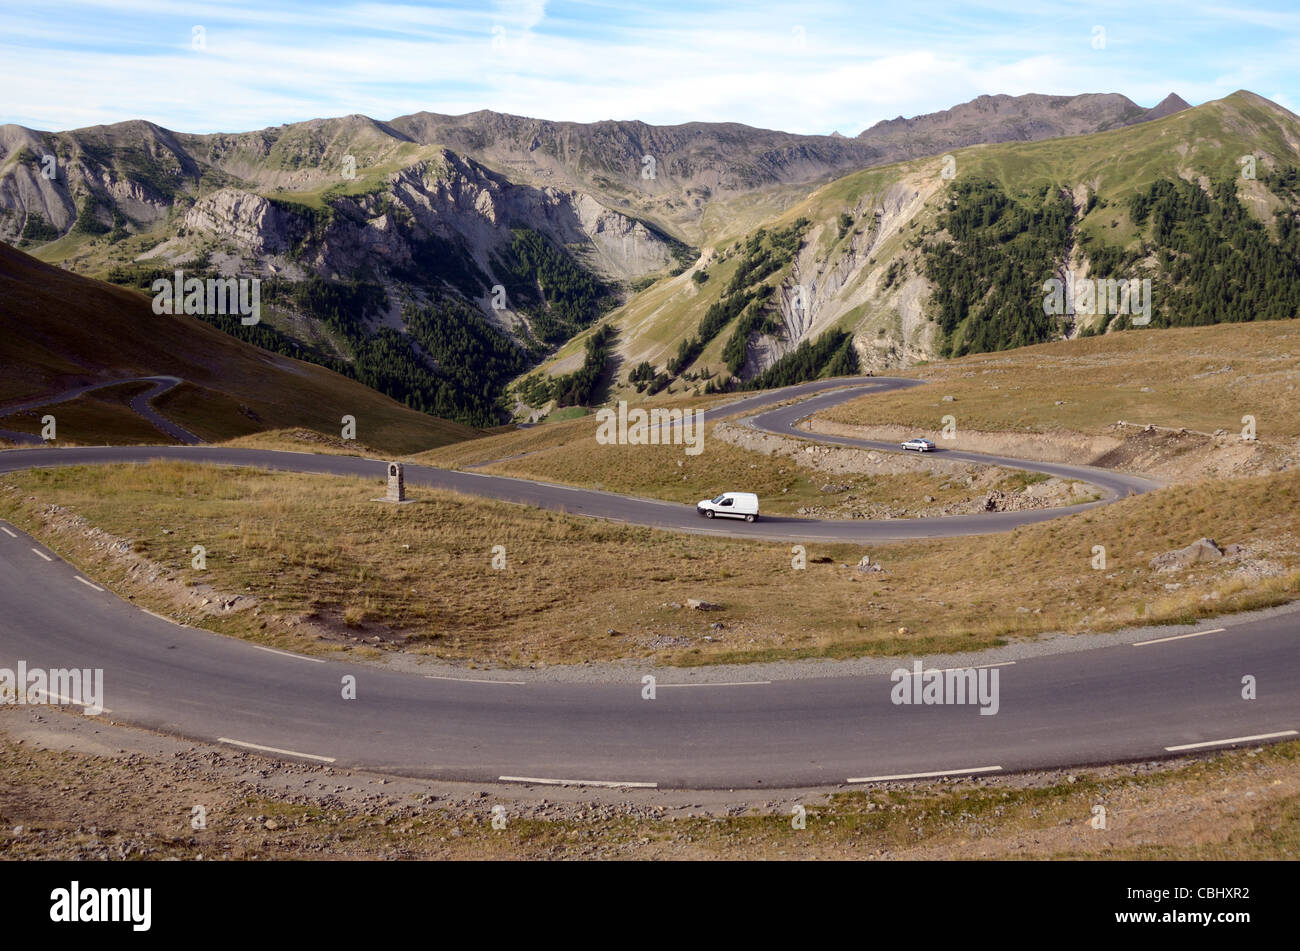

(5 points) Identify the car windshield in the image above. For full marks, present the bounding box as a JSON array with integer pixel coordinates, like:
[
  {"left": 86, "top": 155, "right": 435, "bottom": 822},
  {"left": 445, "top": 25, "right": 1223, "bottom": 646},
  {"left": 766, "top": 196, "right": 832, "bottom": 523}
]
[{"left": 711, "top": 494, "right": 728, "bottom": 504}]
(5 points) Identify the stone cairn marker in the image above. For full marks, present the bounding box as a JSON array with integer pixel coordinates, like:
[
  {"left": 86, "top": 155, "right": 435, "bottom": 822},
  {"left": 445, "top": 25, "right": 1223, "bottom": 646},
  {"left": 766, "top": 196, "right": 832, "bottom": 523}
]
[{"left": 373, "top": 462, "right": 412, "bottom": 504}]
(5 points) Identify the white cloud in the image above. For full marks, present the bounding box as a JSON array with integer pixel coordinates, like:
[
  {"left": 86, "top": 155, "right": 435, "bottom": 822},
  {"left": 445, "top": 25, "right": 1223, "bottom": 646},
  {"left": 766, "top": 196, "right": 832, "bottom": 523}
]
[{"left": 0, "top": 2, "right": 1291, "bottom": 134}]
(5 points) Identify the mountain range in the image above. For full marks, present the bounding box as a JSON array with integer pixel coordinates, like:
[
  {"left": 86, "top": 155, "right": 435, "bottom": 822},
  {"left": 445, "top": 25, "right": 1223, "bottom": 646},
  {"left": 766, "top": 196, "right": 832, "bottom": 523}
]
[{"left": 3, "top": 88, "right": 1298, "bottom": 429}]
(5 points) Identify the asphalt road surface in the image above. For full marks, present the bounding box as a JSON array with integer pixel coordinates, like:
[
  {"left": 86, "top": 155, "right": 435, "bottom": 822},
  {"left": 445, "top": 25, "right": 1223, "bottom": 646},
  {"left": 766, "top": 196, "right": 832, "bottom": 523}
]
[
  {"left": 0, "top": 376, "right": 200, "bottom": 446},
  {"left": 0, "top": 377, "right": 1160, "bottom": 543},
  {"left": 0, "top": 378, "right": 1293, "bottom": 788}
]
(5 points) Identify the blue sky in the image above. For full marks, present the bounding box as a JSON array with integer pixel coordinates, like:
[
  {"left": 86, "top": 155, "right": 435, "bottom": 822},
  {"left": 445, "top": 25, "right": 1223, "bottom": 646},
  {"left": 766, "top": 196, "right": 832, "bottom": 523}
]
[{"left": 1, "top": 1, "right": 1296, "bottom": 134}]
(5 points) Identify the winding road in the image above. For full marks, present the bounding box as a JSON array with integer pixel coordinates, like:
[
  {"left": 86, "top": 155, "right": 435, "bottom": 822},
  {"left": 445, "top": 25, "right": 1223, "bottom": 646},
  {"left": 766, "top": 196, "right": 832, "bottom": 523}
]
[
  {"left": 0, "top": 377, "right": 1294, "bottom": 788},
  {"left": 0, "top": 376, "right": 201, "bottom": 446}
]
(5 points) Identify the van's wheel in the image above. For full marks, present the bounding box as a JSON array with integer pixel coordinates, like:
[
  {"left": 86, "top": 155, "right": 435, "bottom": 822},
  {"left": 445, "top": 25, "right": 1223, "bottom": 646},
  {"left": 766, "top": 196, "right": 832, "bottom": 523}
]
[
  {"left": 705, "top": 510, "right": 714, "bottom": 518},
  {"left": 744, "top": 513, "right": 755, "bottom": 522}
]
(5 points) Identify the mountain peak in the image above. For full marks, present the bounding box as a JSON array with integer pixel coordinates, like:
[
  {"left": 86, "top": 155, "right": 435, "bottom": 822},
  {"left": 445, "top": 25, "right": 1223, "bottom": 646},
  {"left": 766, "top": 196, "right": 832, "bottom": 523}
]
[
  {"left": 1140, "top": 93, "right": 1192, "bottom": 121},
  {"left": 855, "top": 91, "right": 1147, "bottom": 148}
]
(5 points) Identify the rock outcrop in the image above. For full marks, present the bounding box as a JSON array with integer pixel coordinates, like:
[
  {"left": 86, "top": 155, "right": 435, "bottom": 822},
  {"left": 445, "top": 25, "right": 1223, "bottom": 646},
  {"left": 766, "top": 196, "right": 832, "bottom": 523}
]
[
  {"left": 1150, "top": 538, "right": 1225, "bottom": 571},
  {"left": 183, "top": 189, "right": 290, "bottom": 254}
]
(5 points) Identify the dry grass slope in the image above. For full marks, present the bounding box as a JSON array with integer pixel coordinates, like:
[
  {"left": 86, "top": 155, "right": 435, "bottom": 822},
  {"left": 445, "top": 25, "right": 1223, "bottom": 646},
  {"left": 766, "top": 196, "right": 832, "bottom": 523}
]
[
  {"left": 0, "top": 242, "right": 481, "bottom": 455},
  {"left": 825, "top": 321, "right": 1300, "bottom": 440},
  {"left": 2, "top": 461, "right": 1297, "bottom": 666}
]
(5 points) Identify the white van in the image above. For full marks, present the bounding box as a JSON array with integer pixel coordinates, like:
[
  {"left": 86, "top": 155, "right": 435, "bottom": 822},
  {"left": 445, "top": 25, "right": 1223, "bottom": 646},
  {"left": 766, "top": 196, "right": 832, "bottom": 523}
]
[{"left": 696, "top": 491, "right": 760, "bottom": 522}]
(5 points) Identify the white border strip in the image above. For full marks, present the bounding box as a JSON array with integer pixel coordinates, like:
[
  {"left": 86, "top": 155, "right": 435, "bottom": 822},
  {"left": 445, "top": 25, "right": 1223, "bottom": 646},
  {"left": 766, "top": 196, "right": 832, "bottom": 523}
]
[
  {"left": 28, "top": 688, "right": 111, "bottom": 715},
  {"left": 1134, "top": 627, "right": 1226, "bottom": 647},
  {"left": 140, "top": 608, "right": 187, "bottom": 627},
  {"left": 30, "top": 548, "right": 52, "bottom": 562},
  {"left": 427, "top": 675, "right": 526, "bottom": 685},
  {"left": 903, "top": 661, "right": 1015, "bottom": 676},
  {"left": 74, "top": 576, "right": 104, "bottom": 592},
  {"left": 498, "top": 775, "right": 658, "bottom": 789},
  {"left": 847, "top": 765, "right": 1003, "bottom": 783},
  {"left": 218, "top": 737, "right": 336, "bottom": 762},
  {"left": 251, "top": 644, "right": 326, "bottom": 664},
  {"left": 1165, "top": 730, "right": 1296, "bottom": 751},
  {"left": 0, "top": 526, "right": 17, "bottom": 538}
]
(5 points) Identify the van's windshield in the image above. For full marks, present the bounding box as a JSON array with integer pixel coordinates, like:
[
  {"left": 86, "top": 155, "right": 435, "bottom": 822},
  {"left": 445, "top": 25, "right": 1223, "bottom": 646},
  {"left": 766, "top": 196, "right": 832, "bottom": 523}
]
[{"left": 711, "top": 494, "right": 728, "bottom": 504}]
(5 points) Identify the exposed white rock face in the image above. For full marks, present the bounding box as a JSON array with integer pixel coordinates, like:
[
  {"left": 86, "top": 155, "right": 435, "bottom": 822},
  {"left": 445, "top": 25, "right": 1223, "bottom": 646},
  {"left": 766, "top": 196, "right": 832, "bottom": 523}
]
[
  {"left": 568, "top": 191, "right": 673, "bottom": 278},
  {"left": 179, "top": 151, "right": 675, "bottom": 293},
  {"left": 182, "top": 189, "right": 290, "bottom": 254},
  {"left": 93, "top": 171, "right": 168, "bottom": 227},
  {"left": 0, "top": 168, "right": 75, "bottom": 237},
  {"left": 738, "top": 173, "right": 942, "bottom": 376},
  {"left": 152, "top": 150, "right": 678, "bottom": 362}
]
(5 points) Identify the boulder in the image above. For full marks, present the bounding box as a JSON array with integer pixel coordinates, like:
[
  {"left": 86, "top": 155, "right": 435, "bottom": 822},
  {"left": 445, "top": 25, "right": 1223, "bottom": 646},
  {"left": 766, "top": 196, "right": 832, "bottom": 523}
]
[
  {"left": 1150, "top": 538, "right": 1224, "bottom": 571},
  {"left": 856, "top": 554, "right": 883, "bottom": 573}
]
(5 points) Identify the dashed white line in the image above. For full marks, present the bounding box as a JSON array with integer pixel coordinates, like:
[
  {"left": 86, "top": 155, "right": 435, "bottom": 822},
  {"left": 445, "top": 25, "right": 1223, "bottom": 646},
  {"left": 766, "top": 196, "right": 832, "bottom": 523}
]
[
  {"left": 427, "top": 675, "right": 526, "bottom": 685},
  {"left": 498, "top": 775, "right": 658, "bottom": 789},
  {"left": 217, "top": 738, "right": 336, "bottom": 762},
  {"left": 0, "top": 526, "right": 17, "bottom": 538},
  {"left": 1165, "top": 730, "right": 1297, "bottom": 752},
  {"left": 250, "top": 644, "right": 326, "bottom": 664},
  {"left": 140, "top": 608, "right": 187, "bottom": 627},
  {"left": 903, "top": 661, "right": 1015, "bottom": 676},
  {"left": 30, "top": 548, "right": 52, "bottom": 561},
  {"left": 27, "top": 689, "right": 111, "bottom": 715},
  {"left": 847, "top": 765, "right": 1003, "bottom": 783},
  {"left": 1133, "top": 627, "right": 1226, "bottom": 647},
  {"left": 74, "top": 576, "right": 104, "bottom": 592}
]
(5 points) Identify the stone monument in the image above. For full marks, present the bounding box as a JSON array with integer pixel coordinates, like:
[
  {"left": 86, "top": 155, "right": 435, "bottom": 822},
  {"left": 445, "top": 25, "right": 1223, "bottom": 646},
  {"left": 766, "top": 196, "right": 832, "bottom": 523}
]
[
  {"left": 373, "top": 462, "right": 412, "bottom": 504},
  {"left": 387, "top": 462, "right": 405, "bottom": 501}
]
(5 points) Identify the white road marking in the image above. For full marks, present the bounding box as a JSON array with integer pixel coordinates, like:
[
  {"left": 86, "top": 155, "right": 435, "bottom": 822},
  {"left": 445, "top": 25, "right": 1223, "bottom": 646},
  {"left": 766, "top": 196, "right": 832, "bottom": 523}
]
[
  {"left": 1165, "top": 730, "right": 1297, "bottom": 752},
  {"left": 498, "top": 775, "right": 658, "bottom": 789},
  {"left": 28, "top": 689, "right": 112, "bottom": 715},
  {"left": 427, "top": 675, "right": 526, "bottom": 685},
  {"left": 656, "top": 680, "right": 772, "bottom": 687},
  {"left": 218, "top": 738, "right": 336, "bottom": 762},
  {"left": 30, "top": 548, "right": 52, "bottom": 561},
  {"left": 1133, "top": 627, "right": 1226, "bottom": 647},
  {"left": 74, "top": 576, "right": 104, "bottom": 592},
  {"left": 903, "top": 661, "right": 1015, "bottom": 676},
  {"left": 141, "top": 608, "right": 187, "bottom": 627},
  {"left": 1, "top": 526, "right": 16, "bottom": 537},
  {"left": 250, "top": 644, "right": 326, "bottom": 664},
  {"left": 847, "top": 765, "right": 1003, "bottom": 783}
]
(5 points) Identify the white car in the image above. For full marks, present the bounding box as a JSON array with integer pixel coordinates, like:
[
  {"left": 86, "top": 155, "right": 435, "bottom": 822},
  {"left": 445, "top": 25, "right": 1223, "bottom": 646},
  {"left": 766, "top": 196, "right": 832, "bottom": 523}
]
[
  {"left": 696, "top": 491, "right": 760, "bottom": 522},
  {"left": 901, "top": 437, "right": 937, "bottom": 452}
]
